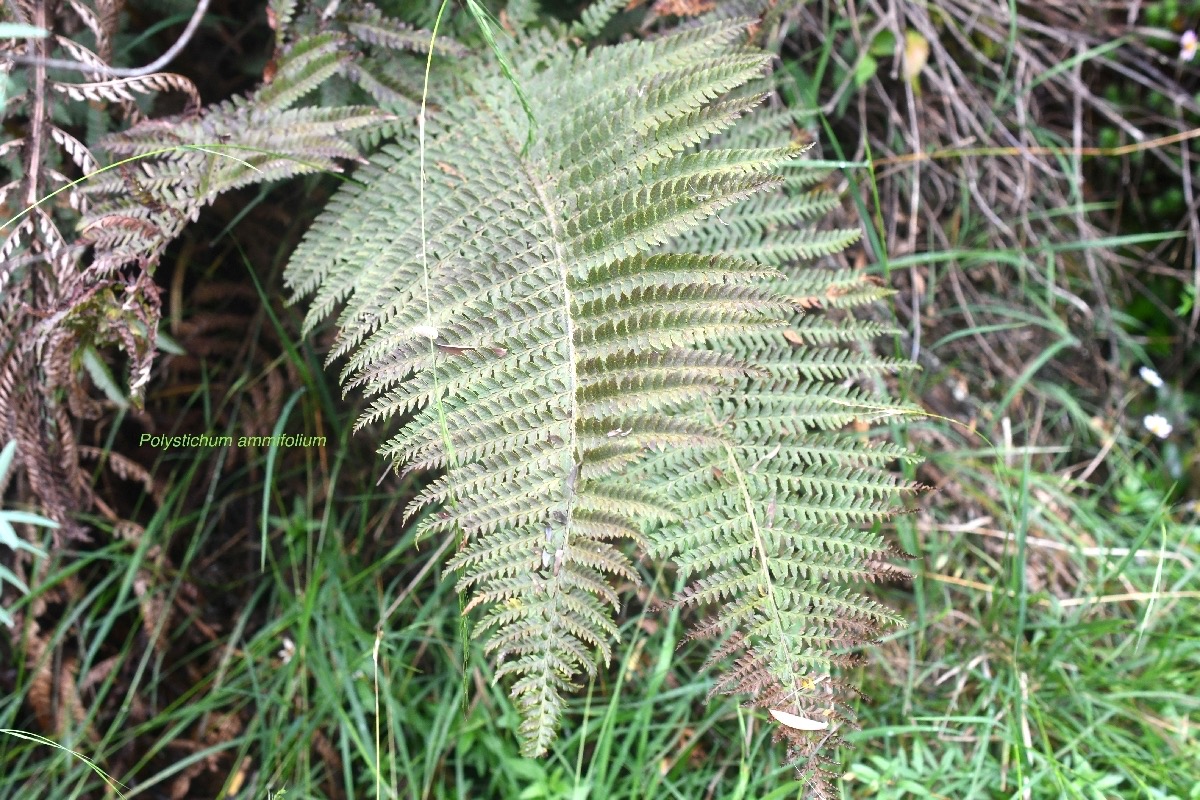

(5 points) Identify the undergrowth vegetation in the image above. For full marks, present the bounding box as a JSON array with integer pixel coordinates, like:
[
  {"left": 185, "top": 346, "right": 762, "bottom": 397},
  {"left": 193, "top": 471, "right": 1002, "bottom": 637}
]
[
  {"left": 1, "top": 1, "right": 1197, "bottom": 799},
  {"left": 791, "top": 1, "right": 1200, "bottom": 797}
]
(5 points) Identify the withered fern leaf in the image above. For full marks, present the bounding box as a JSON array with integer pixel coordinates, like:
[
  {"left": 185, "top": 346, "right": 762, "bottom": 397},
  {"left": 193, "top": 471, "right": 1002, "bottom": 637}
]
[{"left": 285, "top": 14, "right": 920, "bottom": 781}]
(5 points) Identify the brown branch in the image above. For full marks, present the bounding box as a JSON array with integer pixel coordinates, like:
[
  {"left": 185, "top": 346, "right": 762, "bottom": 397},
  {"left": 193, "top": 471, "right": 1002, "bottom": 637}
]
[{"left": 21, "top": 0, "right": 49, "bottom": 208}]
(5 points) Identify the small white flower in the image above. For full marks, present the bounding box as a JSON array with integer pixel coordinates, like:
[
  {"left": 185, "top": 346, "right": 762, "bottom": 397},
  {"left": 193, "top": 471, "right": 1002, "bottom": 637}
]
[
  {"left": 1181, "top": 30, "right": 1197, "bottom": 62},
  {"left": 278, "top": 637, "right": 295, "bottom": 664},
  {"left": 1139, "top": 366, "right": 1164, "bottom": 389},
  {"left": 1143, "top": 414, "right": 1173, "bottom": 439},
  {"left": 412, "top": 324, "right": 439, "bottom": 340}
]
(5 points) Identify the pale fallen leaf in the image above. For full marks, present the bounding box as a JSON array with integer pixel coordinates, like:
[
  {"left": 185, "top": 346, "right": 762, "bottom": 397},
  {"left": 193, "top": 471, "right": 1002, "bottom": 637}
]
[
  {"left": 902, "top": 30, "right": 930, "bottom": 85},
  {"left": 769, "top": 708, "right": 830, "bottom": 731}
]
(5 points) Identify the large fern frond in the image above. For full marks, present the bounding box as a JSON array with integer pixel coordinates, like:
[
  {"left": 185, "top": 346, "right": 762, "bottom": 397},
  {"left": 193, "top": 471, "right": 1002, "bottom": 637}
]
[
  {"left": 628, "top": 97, "right": 923, "bottom": 787},
  {"left": 286, "top": 14, "right": 918, "bottom": 773}
]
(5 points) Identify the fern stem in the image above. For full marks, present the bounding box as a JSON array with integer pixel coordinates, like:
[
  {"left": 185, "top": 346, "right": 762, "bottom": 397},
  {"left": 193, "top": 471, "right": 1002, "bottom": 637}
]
[{"left": 704, "top": 404, "right": 805, "bottom": 699}]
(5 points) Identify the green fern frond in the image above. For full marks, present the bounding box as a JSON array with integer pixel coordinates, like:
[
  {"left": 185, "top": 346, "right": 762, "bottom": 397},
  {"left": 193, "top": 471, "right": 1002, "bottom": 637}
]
[
  {"left": 285, "top": 13, "right": 918, "bottom": 773},
  {"left": 268, "top": 0, "right": 299, "bottom": 47},
  {"left": 345, "top": 5, "right": 471, "bottom": 56},
  {"left": 787, "top": 315, "right": 901, "bottom": 344},
  {"left": 571, "top": 0, "right": 628, "bottom": 38},
  {"left": 770, "top": 348, "right": 906, "bottom": 379},
  {"left": 257, "top": 32, "right": 352, "bottom": 110},
  {"left": 342, "top": 55, "right": 430, "bottom": 111},
  {"left": 82, "top": 101, "right": 387, "bottom": 232}
]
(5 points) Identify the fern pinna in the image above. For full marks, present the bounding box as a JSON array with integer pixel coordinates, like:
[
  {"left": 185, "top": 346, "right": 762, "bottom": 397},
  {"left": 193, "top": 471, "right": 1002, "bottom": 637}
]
[{"left": 285, "top": 14, "right": 919, "bottom": 783}]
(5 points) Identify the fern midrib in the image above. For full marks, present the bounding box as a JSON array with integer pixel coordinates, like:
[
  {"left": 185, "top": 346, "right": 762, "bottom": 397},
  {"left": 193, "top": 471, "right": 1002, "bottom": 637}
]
[
  {"left": 494, "top": 130, "right": 575, "bottom": 520},
  {"left": 500, "top": 92, "right": 593, "bottom": 726},
  {"left": 703, "top": 401, "right": 808, "bottom": 702}
]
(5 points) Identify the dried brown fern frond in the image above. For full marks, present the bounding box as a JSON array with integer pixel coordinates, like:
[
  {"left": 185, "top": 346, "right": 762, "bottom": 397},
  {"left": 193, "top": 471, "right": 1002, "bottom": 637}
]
[{"left": 2, "top": 0, "right": 180, "bottom": 542}]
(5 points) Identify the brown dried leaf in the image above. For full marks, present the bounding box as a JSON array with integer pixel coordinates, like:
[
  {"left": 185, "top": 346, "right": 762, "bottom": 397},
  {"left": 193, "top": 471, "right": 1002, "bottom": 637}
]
[
  {"left": 49, "top": 126, "right": 98, "bottom": 174},
  {"left": 77, "top": 447, "right": 160, "bottom": 503},
  {"left": 651, "top": 0, "right": 715, "bottom": 16},
  {"left": 53, "top": 73, "right": 201, "bottom": 115}
]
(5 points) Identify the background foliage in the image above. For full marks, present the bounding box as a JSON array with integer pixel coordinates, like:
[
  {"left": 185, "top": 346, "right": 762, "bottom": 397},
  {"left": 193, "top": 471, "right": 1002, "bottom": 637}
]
[{"left": 1, "top": 1, "right": 1197, "bottom": 799}]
